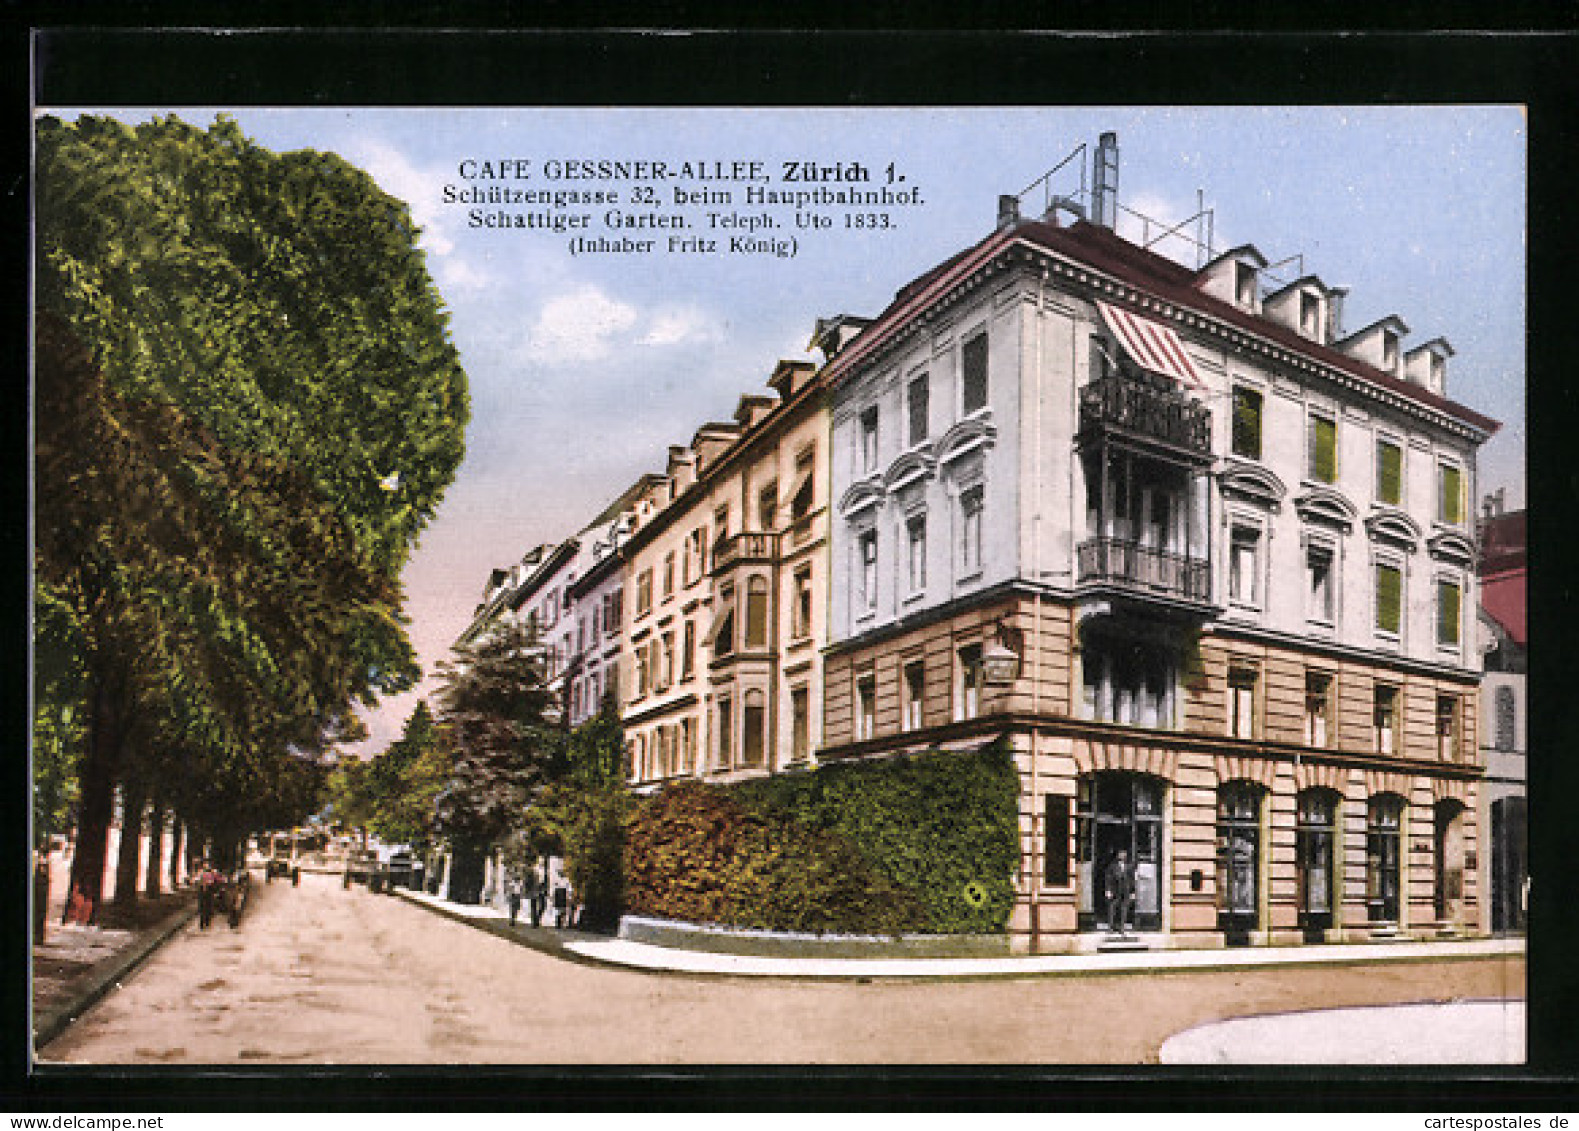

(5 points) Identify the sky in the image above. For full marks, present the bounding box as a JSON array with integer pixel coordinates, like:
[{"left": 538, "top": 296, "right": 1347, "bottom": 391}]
[{"left": 45, "top": 105, "right": 1527, "bottom": 755}]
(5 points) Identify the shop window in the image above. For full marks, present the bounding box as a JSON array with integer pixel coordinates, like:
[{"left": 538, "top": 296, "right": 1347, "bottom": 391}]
[
  {"left": 1217, "top": 781, "right": 1263, "bottom": 940},
  {"left": 1296, "top": 789, "right": 1338, "bottom": 938},
  {"left": 962, "top": 331, "right": 989, "bottom": 414},
  {"left": 1373, "top": 684, "right": 1399, "bottom": 756},
  {"left": 1376, "top": 439, "right": 1403, "bottom": 506},
  {"left": 1308, "top": 413, "right": 1337, "bottom": 484},
  {"left": 1304, "top": 671, "right": 1334, "bottom": 748},
  {"left": 1075, "top": 772, "right": 1164, "bottom": 931},
  {"left": 903, "top": 659, "right": 925, "bottom": 731},
  {"left": 1366, "top": 795, "right": 1404, "bottom": 923},
  {"left": 1231, "top": 386, "right": 1263, "bottom": 460}
]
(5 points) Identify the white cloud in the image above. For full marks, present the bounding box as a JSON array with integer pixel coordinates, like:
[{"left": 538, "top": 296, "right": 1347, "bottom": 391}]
[
  {"left": 523, "top": 284, "right": 640, "bottom": 364},
  {"left": 637, "top": 306, "right": 724, "bottom": 347},
  {"left": 350, "top": 138, "right": 458, "bottom": 259}
]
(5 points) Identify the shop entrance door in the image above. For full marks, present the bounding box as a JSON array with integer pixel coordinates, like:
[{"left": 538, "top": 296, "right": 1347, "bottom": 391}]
[
  {"left": 1077, "top": 772, "right": 1164, "bottom": 931},
  {"left": 1217, "top": 781, "right": 1262, "bottom": 946}
]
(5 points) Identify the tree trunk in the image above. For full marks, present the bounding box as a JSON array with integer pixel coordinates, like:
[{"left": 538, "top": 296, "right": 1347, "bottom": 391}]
[
  {"left": 65, "top": 686, "right": 121, "bottom": 925},
  {"left": 114, "top": 780, "right": 145, "bottom": 909},
  {"left": 144, "top": 797, "right": 164, "bottom": 897},
  {"left": 168, "top": 819, "right": 184, "bottom": 889}
]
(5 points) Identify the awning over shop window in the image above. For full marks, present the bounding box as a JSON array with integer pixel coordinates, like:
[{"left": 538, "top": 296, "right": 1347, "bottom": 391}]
[{"left": 1097, "top": 300, "right": 1204, "bottom": 389}]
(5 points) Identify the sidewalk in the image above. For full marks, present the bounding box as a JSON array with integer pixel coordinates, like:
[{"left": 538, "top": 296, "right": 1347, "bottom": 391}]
[{"left": 393, "top": 886, "right": 1526, "bottom": 980}]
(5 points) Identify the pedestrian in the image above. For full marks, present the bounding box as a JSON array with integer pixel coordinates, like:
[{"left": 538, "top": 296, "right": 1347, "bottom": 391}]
[
  {"left": 506, "top": 875, "right": 523, "bottom": 925},
  {"left": 1103, "top": 849, "right": 1136, "bottom": 936},
  {"left": 529, "top": 868, "right": 547, "bottom": 928},
  {"left": 552, "top": 884, "right": 568, "bottom": 928},
  {"left": 292, "top": 864, "right": 300, "bottom": 886},
  {"left": 197, "top": 861, "right": 220, "bottom": 929}
]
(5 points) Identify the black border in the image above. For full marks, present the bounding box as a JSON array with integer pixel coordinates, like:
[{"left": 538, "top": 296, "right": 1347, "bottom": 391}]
[{"left": 10, "top": 22, "right": 1579, "bottom": 1111}]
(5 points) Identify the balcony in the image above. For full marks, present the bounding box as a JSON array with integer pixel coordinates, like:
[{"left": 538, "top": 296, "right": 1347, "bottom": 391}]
[
  {"left": 1078, "top": 375, "right": 1212, "bottom": 460},
  {"left": 1077, "top": 537, "right": 1211, "bottom": 603},
  {"left": 711, "top": 530, "right": 779, "bottom": 574}
]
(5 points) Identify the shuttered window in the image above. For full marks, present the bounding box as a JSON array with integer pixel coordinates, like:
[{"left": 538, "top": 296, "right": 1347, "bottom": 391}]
[
  {"left": 1375, "top": 563, "right": 1402, "bottom": 636},
  {"left": 1309, "top": 414, "right": 1337, "bottom": 483},
  {"left": 1376, "top": 440, "right": 1402, "bottom": 505}
]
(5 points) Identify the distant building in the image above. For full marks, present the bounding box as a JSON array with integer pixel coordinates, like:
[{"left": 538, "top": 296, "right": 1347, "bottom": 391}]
[
  {"left": 1477, "top": 497, "right": 1525, "bottom": 933},
  {"left": 822, "top": 135, "right": 1498, "bottom": 952}
]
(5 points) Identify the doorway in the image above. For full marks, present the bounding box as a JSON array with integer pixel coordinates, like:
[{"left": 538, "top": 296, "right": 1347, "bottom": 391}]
[{"left": 1077, "top": 772, "right": 1165, "bottom": 931}]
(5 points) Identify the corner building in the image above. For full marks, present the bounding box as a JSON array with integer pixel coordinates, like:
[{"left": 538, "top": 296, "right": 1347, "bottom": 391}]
[{"left": 822, "top": 195, "right": 1497, "bottom": 952}]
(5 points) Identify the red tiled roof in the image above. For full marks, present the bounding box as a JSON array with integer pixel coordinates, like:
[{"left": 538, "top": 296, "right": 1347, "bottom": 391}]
[
  {"left": 1478, "top": 510, "right": 1526, "bottom": 574},
  {"left": 1480, "top": 566, "right": 1527, "bottom": 648},
  {"left": 830, "top": 218, "right": 1500, "bottom": 436}
]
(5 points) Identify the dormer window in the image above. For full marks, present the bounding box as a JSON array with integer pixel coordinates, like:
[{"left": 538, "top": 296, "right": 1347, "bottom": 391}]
[
  {"left": 1235, "top": 262, "right": 1257, "bottom": 308},
  {"left": 1300, "top": 292, "right": 1321, "bottom": 338},
  {"left": 1382, "top": 329, "right": 1399, "bottom": 372},
  {"left": 1430, "top": 353, "right": 1445, "bottom": 392}
]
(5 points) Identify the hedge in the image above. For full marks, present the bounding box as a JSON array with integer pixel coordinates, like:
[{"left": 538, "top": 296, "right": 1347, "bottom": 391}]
[{"left": 623, "top": 742, "right": 1019, "bottom": 935}]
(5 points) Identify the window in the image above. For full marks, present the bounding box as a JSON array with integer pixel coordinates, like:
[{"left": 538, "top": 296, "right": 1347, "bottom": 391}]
[
  {"left": 1382, "top": 329, "right": 1399, "bottom": 372},
  {"left": 1494, "top": 686, "right": 1516, "bottom": 751},
  {"left": 1081, "top": 636, "right": 1175, "bottom": 728},
  {"left": 960, "top": 486, "right": 984, "bottom": 576},
  {"left": 1308, "top": 413, "right": 1337, "bottom": 484},
  {"left": 1296, "top": 790, "right": 1338, "bottom": 922},
  {"left": 745, "top": 576, "right": 769, "bottom": 648},
  {"left": 1235, "top": 261, "right": 1257, "bottom": 307},
  {"left": 903, "top": 660, "right": 925, "bottom": 731},
  {"left": 758, "top": 481, "right": 777, "bottom": 530},
  {"left": 716, "top": 696, "right": 733, "bottom": 768},
  {"left": 658, "top": 632, "right": 674, "bottom": 691},
  {"left": 609, "top": 588, "right": 623, "bottom": 632},
  {"left": 856, "top": 675, "right": 876, "bottom": 741},
  {"left": 790, "top": 686, "right": 810, "bottom": 762},
  {"left": 1229, "top": 525, "right": 1261, "bottom": 607},
  {"left": 1376, "top": 439, "right": 1403, "bottom": 506},
  {"left": 790, "top": 446, "right": 816, "bottom": 526},
  {"left": 957, "top": 644, "right": 984, "bottom": 721},
  {"left": 662, "top": 552, "right": 675, "bottom": 600},
  {"left": 907, "top": 373, "right": 930, "bottom": 445},
  {"left": 684, "top": 527, "right": 705, "bottom": 585},
  {"left": 1375, "top": 562, "right": 1403, "bottom": 637},
  {"left": 1436, "top": 695, "right": 1459, "bottom": 761},
  {"left": 1231, "top": 386, "right": 1263, "bottom": 460},
  {"left": 1300, "top": 291, "right": 1321, "bottom": 337},
  {"left": 636, "top": 569, "right": 653, "bottom": 617},
  {"left": 1366, "top": 795, "right": 1404, "bottom": 923},
  {"left": 857, "top": 529, "right": 878, "bottom": 612},
  {"left": 681, "top": 619, "right": 696, "bottom": 680},
  {"left": 962, "top": 332, "right": 989, "bottom": 414},
  {"left": 1373, "top": 685, "right": 1399, "bottom": 756},
  {"left": 679, "top": 717, "right": 695, "bottom": 775},
  {"left": 742, "top": 690, "right": 766, "bottom": 768},
  {"left": 713, "top": 584, "right": 735, "bottom": 658},
  {"left": 1437, "top": 579, "right": 1462, "bottom": 647},
  {"left": 635, "top": 643, "right": 649, "bottom": 697},
  {"left": 1306, "top": 542, "right": 1335, "bottom": 624},
  {"left": 906, "top": 514, "right": 927, "bottom": 593},
  {"left": 1227, "top": 664, "right": 1258, "bottom": 740},
  {"left": 647, "top": 638, "right": 663, "bottom": 693},
  {"left": 1439, "top": 462, "right": 1464, "bottom": 525},
  {"left": 860, "top": 406, "right": 880, "bottom": 472},
  {"left": 1304, "top": 671, "right": 1333, "bottom": 747},
  {"left": 793, "top": 567, "right": 813, "bottom": 639}
]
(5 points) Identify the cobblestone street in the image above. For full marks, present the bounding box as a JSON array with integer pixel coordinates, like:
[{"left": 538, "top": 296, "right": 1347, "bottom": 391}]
[{"left": 38, "top": 871, "right": 1524, "bottom": 1065}]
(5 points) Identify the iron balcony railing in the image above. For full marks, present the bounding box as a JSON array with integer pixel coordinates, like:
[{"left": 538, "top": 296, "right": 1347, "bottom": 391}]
[
  {"left": 1077, "top": 536, "right": 1211, "bottom": 603},
  {"left": 711, "top": 530, "right": 779, "bottom": 573},
  {"left": 1079, "top": 375, "right": 1212, "bottom": 456}
]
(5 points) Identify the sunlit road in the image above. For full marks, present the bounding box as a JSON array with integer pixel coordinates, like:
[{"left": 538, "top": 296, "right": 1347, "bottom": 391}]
[{"left": 40, "top": 871, "right": 1524, "bottom": 1064}]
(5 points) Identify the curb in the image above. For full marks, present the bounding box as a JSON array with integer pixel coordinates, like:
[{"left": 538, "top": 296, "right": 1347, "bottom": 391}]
[
  {"left": 388, "top": 887, "right": 606, "bottom": 966},
  {"left": 33, "top": 898, "right": 199, "bottom": 1053}
]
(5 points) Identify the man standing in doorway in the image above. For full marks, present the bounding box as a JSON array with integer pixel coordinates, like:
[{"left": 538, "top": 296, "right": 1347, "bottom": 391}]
[{"left": 1104, "top": 849, "right": 1136, "bottom": 936}]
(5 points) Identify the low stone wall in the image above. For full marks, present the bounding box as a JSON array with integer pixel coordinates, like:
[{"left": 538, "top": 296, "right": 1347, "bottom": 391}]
[{"left": 618, "top": 914, "right": 1011, "bottom": 958}]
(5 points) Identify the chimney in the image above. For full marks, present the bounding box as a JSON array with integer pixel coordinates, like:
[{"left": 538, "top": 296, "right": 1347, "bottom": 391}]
[
  {"left": 997, "top": 194, "right": 1020, "bottom": 230},
  {"left": 1327, "top": 287, "right": 1348, "bottom": 343},
  {"left": 1092, "top": 131, "right": 1119, "bottom": 230}
]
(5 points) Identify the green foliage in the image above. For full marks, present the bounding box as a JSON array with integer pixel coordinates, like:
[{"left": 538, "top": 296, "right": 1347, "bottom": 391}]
[
  {"left": 561, "top": 786, "right": 634, "bottom": 932},
  {"left": 620, "top": 745, "right": 1019, "bottom": 935},
  {"left": 624, "top": 779, "right": 926, "bottom": 935},
  {"left": 33, "top": 584, "right": 86, "bottom": 844},
  {"left": 737, "top": 744, "right": 1021, "bottom": 934}
]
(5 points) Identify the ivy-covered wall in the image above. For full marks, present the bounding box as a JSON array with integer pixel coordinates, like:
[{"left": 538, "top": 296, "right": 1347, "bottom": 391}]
[{"left": 622, "top": 743, "right": 1020, "bottom": 935}]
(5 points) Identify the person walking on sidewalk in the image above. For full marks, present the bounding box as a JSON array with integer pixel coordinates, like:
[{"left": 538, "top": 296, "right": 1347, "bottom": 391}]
[
  {"left": 552, "top": 884, "right": 568, "bottom": 928},
  {"left": 197, "top": 862, "right": 221, "bottom": 929},
  {"left": 506, "top": 876, "right": 523, "bottom": 925}
]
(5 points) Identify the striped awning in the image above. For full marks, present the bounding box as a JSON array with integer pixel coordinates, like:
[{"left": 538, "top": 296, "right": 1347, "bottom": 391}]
[{"left": 1097, "top": 300, "right": 1204, "bottom": 389}]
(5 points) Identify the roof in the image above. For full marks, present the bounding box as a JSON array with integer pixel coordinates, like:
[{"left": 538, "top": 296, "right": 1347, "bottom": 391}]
[
  {"left": 1479, "top": 509, "right": 1526, "bottom": 573},
  {"left": 1480, "top": 566, "right": 1526, "bottom": 648},
  {"left": 827, "top": 218, "right": 1499, "bottom": 437}
]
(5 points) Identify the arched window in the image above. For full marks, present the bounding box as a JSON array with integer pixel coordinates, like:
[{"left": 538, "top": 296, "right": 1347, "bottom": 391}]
[
  {"left": 1495, "top": 685, "right": 1517, "bottom": 751},
  {"left": 1296, "top": 789, "right": 1340, "bottom": 940},
  {"left": 1366, "top": 794, "right": 1405, "bottom": 924}
]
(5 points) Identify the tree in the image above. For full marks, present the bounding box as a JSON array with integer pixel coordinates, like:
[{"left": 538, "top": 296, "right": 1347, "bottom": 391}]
[
  {"left": 35, "top": 114, "right": 469, "bottom": 918},
  {"left": 433, "top": 619, "right": 564, "bottom": 903}
]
